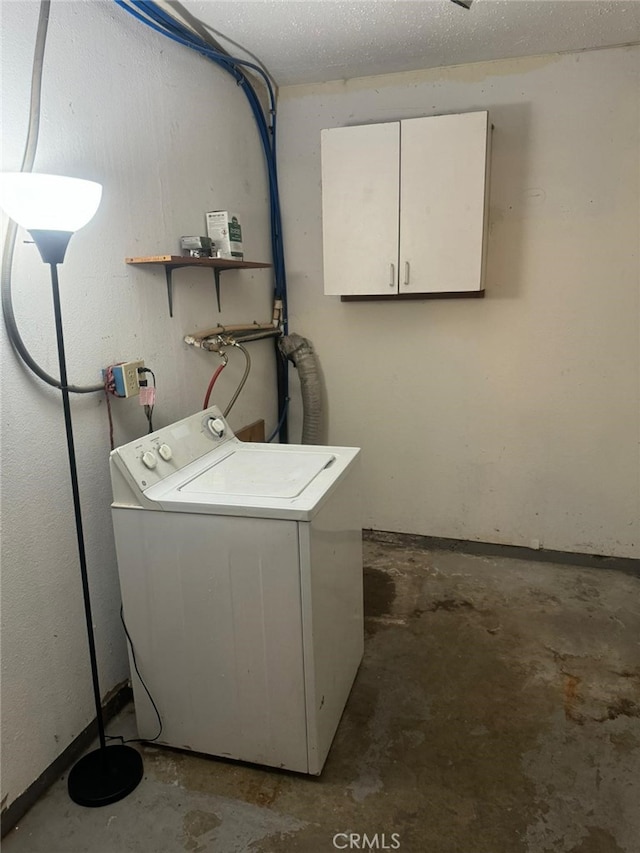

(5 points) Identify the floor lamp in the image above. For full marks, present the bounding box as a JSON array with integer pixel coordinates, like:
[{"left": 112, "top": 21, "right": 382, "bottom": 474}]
[{"left": 1, "top": 172, "right": 144, "bottom": 806}]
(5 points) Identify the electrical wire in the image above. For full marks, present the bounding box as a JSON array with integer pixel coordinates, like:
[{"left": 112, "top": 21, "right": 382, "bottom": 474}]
[
  {"left": 164, "top": 0, "right": 231, "bottom": 54},
  {"left": 166, "top": 0, "right": 278, "bottom": 98},
  {"left": 1, "top": 0, "right": 103, "bottom": 395},
  {"left": 135, "top": 1, "right": 277, "bottom": 111},
  {"left": 138, "top": 367, "right": 156, "bottom": 433},
  {"left": 103, "top": 365, "right": 118, "bottom": 450},
  {"left": 105, "top": 605, "right": 163, "bottom": 745}
]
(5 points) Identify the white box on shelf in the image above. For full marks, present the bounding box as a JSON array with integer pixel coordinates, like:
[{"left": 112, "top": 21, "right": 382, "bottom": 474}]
[{"left": 205, "top": 211, "right": 243, "bottom": 259}]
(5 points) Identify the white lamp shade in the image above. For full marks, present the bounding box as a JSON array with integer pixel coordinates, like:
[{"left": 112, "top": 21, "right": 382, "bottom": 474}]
[{"left": 0, "top": 173, "right": 102, "bottom": 232}]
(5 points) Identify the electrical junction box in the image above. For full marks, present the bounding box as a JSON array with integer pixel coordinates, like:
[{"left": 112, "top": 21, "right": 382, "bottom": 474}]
[
  {"left": 105, "top": 360, "right": 145, "bottom": 397},
  {"left": 205, "top": 211, "right": 243, "bottom": 259}
]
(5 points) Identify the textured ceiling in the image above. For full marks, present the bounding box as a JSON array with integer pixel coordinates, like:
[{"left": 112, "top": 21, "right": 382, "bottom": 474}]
[{"left": 177, "top": 0, "right": 640, "bottom": 86}]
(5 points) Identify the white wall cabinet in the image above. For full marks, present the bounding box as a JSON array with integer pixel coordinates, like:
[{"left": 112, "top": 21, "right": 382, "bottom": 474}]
[{"left": 321, "top": 111, "right": 491, "bottom": 298}]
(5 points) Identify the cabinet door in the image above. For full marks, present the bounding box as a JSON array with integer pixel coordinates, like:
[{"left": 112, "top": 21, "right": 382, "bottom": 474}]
[
  {"left": 400, "top": 111, "right": 489, "bottom": 294},
  {"left": 321, "top": 122, "right": 400, "bottom": 296}
]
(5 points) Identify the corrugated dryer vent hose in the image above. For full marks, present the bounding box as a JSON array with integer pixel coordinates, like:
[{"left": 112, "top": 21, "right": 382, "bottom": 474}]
[{"left": 279, "top": 334, "right": 322, "bottom": 445}]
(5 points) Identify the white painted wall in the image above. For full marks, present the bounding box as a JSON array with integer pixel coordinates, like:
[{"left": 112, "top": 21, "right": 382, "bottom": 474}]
[
  {"left": 1, "top": 0, "right": 276, "bottom": 810},
  {"left": 278, "top": 47, "right": 640, "bottom": 559}
]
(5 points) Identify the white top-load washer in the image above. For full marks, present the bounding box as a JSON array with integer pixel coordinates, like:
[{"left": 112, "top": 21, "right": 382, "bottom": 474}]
[{"left": 110, "top": 405, "right": 363, "bottom": 775}]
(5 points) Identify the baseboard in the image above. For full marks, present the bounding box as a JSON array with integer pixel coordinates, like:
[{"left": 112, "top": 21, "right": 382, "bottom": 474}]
[
  {"left": 1, "top": 682, "right": 132, "bottom": 837},
  {"left": 364, "top": 529, "right": 640, "bottom": 577}
]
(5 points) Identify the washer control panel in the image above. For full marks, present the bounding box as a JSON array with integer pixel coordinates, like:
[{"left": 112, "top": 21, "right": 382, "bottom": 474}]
[{"left": 110, "top": 405, "right": 236, "bottom": 494}]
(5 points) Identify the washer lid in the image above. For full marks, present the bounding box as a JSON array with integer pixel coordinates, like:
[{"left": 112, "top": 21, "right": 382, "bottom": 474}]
[{"left": 178, "top": 448, "right": 336, "bottom": 499}]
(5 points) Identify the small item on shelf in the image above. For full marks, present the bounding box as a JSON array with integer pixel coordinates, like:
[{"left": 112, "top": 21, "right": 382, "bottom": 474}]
[
  {"left": 180, "top": 235, "right": 213, "bottom": 258},
  {"left": 205, "top": 211, "right": 243, "bottom": 260}
]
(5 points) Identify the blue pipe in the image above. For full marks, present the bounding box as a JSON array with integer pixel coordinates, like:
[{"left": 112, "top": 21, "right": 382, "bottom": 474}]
[
  {"left": 115, "top": 1, "right": 283, "bottom": 295},
  {"left": 134, "top": 1, "right": 277, "bottom": 110},
  {"left": 267, "top": 397, "right": 289, "bottom": 443},
  {"left": 114, "top": 0, "right": 289, "bottom": 438}
]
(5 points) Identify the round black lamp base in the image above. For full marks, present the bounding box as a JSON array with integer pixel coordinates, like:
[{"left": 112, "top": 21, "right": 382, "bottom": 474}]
[{"left": 68, "top": 745, "right": 143, "bottom": 807}]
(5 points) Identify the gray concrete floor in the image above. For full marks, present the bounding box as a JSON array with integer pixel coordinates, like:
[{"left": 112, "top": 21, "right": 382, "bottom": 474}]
[{"left": 4, "top": 540, "right": 640, "bottom": 853}]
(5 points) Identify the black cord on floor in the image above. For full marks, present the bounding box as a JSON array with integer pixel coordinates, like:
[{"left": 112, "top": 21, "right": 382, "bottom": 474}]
[{"left": 106, "top": 604, "right": 163, "bottom": 745}]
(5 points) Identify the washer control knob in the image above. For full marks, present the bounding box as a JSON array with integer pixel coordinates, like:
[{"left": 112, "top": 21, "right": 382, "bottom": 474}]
[
  {"left": 141, "top": 451, "right": 158, "bottom": 469},
  {"left": 207, "top": 417, "right": 226, "bottom": 438},
  {"left": 158, "top": 444, "right": 172, "bottom": 461}
]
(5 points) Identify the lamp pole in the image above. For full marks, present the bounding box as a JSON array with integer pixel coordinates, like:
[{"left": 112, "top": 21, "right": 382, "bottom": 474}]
[
  {"left": 24, "top": 228, "right": 144, "bottom": 806},
  {"left": 1, "top": 174, "right": 144, "bottom": 807},
  {"left": 48, "top": 252, "right": 107, "bottom": 756},
  {"left": 29, "top": 229, "right": 144, "bottom": 807}
]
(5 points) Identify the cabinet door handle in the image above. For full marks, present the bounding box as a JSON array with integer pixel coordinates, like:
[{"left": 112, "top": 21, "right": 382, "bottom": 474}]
[
  {"left": 403, "top": 261, "right": 410, "bottom": 287},
  {"left": 389, "top": 263, "right": 395, "bottom": 288}
]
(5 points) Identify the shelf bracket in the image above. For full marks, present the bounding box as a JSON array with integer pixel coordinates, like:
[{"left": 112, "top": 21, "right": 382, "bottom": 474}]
[
  {"left": 163, "top": 264, "right": 193, "bottom": 317},
  {"left": 126, "top": 256, "right": 270, "bottom": 318},
  {"left": 213, "top": 268, "right": 222, "bottom": 313},
  {"left": 164, "top": 264, "right": 225, "bottom": 317},
  {"left": 164, "top": 265, "right": 176, "bottom": 317}
]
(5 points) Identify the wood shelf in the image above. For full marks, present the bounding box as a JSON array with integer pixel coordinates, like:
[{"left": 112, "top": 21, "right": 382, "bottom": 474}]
[
  {"left": 126, "top": 255, "right": 271, "bottom": 271},
  {"left": 125, "top": 255, "right": 271, "bottom": 316}
]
